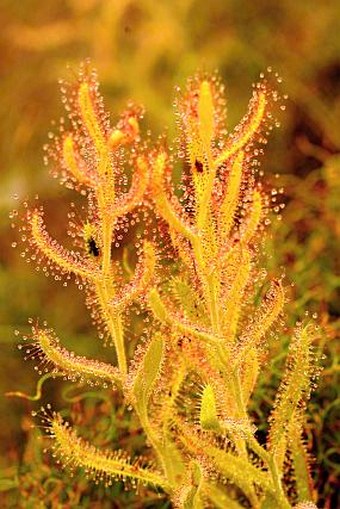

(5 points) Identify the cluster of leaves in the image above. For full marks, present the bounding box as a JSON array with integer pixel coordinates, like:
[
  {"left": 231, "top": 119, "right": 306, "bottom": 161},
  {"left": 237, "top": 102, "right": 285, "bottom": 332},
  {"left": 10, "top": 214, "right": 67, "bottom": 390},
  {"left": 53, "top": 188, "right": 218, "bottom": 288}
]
[
  {"left": 4, "top": 64, "right": 326, "bottom": 509},
  {"left": 1, "top": 3, "right": 339, "bottom": 508}
]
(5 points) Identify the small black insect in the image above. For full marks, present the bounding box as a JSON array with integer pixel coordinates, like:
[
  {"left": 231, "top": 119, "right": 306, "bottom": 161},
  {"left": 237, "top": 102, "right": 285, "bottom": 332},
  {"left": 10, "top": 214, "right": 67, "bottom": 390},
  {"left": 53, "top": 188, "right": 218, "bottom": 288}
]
[
  {"left": 194, "top": 159, "right": 204, "bottom": 173},
  {"left": 87, "top": 237, "right": 100, "bottom": 257}
]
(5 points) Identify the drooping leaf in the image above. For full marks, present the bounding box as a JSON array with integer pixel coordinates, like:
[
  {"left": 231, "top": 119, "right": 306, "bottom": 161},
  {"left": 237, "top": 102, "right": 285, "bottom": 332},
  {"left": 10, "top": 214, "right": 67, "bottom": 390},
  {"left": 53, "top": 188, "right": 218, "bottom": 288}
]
[{"left": 49, "top": 413, "right": 170, "bottom": 491}]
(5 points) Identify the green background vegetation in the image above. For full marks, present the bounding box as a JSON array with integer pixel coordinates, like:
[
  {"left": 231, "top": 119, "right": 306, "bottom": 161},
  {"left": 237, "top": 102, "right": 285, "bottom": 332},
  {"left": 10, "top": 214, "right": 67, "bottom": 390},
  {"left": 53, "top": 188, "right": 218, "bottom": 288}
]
[{"left": 0, "top": 1, "right": 339, "bottom": 507}]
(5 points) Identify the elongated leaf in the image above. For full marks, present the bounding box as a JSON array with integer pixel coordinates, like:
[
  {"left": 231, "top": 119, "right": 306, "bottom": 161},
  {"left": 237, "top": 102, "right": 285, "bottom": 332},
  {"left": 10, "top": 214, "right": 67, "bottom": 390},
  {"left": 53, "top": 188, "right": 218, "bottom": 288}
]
[
  {"left": 199, "top": 384, "right": 220, "bottom": 432},
  {"left": 48, "top": 413, "right": 169, "bottom": 491},
  {"left": 268, "top": 324, "right": 316, "bottom": 462},
  {"left": 219, "top": 151, "right": 244, "bottom": 239},
  {"left": 171, "top": 277, "right": 207, "bottom": 324},
  {"left": 204, "top": 483, "right": 244, "bottom": 509},
  {"left": 180, "top": 461, "right": 204, "bottom": 509},
  {"left": 19, "top": 327, "right": 120, "bottom": 388},
  {"left": 175, "top": 417, "right": 273, "bottom": 500},
  {"left": 288, "top": 412, "right": 314, "bottom": 503},
  {"left": 133, "top": 332, "right": 164, "bottom": 421},
  {"left": 205, "top": 445, "right": 273, "bottom": 495},
  {"left": 240, "top": 347, "right": 259, "bottom": 404}
]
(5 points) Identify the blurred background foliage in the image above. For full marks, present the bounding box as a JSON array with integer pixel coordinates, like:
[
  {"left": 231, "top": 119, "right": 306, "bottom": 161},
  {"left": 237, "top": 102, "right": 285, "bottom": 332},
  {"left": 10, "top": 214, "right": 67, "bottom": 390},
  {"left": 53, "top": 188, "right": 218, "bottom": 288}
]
[{"left": 0, "top": 0, "right": 339, "bottom": 507}]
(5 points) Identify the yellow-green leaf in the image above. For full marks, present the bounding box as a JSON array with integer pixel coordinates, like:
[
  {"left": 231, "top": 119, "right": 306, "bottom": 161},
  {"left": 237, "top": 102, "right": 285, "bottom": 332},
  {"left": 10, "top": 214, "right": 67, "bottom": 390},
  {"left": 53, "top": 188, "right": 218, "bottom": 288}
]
[
  {"left": 133, "top": 332, "right": 164, "bottom": 420},
  {"left": 200, "top": 384, "right": 221, "bottom": 432}
]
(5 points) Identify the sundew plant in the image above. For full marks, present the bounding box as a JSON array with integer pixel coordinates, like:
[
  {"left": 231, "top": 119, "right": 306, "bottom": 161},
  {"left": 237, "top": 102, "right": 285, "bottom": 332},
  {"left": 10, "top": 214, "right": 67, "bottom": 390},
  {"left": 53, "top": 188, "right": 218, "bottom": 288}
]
[{"left": 11, "top": 64, "right": 321, "bottom": 509}]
